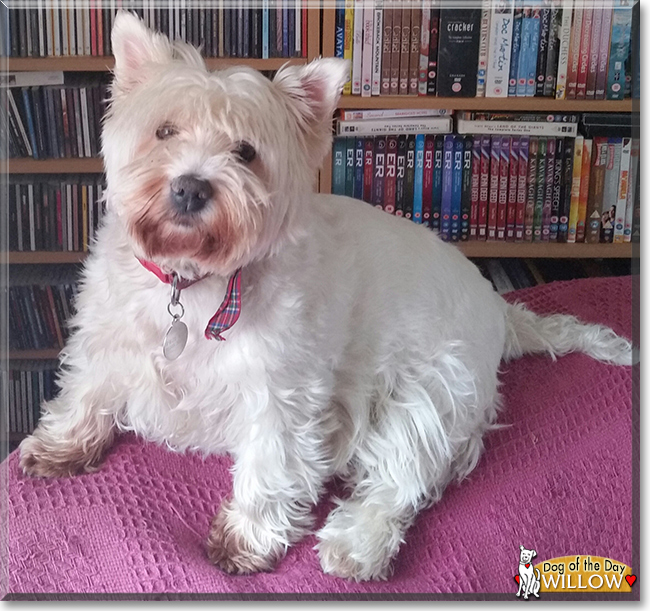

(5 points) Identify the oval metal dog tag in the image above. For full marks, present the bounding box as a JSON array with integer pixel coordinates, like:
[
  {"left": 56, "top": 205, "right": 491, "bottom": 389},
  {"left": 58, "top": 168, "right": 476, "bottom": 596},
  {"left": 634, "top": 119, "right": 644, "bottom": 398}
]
[{"left": 163, "top": 319, "right": 188, "bottom": 361}]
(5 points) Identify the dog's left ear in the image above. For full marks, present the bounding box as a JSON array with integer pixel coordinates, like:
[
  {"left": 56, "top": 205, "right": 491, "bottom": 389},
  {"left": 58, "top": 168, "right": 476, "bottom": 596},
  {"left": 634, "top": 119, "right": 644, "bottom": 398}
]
[
  {"left": 532, "top": 550, "right": 537, "bottom": 557},
  {"left": 273, "top": 58, "right": 349, "bottom": 128},
  {"left": 273, "top": 58, "right": 350, "bottom": 163}
]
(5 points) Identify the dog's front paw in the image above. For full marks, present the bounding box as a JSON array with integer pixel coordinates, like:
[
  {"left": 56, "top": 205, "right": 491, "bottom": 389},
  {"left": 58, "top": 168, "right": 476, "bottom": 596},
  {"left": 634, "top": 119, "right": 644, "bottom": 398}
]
[
  {"left": 316, "top": 534, "right": 390, "bottom": 582},
  {"left": 206, "top": 499, "right": 284, "bottom": 575},
  {"left": 19, "top": 431, "right": 104, "bottom": 478},
  {"left": 316, "top": 502, "right": 399, "bottom": 581}
]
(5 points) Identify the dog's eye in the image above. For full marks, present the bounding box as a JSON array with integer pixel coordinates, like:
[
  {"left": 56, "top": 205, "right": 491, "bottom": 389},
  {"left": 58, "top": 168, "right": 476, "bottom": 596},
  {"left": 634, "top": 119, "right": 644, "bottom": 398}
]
[
  {"left": 234, "top": 141, "right": 256, "bottom": 164},
  {"left": 156, "top": 123, "right": 178, "bottom": 140}
]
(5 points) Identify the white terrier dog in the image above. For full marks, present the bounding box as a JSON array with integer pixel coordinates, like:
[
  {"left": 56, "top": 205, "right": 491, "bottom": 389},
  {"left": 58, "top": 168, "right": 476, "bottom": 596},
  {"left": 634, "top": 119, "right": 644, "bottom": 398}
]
[{"left": 19, "top": 12, "right": 633, "bottom": 582}]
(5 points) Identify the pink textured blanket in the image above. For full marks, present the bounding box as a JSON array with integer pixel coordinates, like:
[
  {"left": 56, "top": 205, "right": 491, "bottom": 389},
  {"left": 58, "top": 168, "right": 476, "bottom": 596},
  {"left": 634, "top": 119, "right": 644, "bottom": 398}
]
[{"left": 3, "top": 276, "right": 635, "bottom": 597}]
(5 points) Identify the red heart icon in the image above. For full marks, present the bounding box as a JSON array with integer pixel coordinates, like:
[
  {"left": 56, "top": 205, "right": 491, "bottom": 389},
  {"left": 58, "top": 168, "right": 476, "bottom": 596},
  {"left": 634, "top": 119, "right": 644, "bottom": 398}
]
[
  {"left": 514, "top": 575, "right": 520, "bottom": 585},
  {"left": 525, "top": 563, "right": 530, "bottom": 568},
  {"left": 626, "top": 575, "right": 636, "bottom": 587}
]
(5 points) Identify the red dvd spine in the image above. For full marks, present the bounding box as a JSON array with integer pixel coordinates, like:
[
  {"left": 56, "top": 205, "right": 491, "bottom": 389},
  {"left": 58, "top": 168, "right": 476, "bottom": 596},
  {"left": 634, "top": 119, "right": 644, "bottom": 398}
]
[
  {"left": 566, "top": 7, "right": 583, "bottom": 99},
  {"left": 488, "top": 136, "right": 500, "bottom": 241},
  {"left": 422, "top": 134, "right": 435, "bottom": 226},
  {"left": 496, "top": 136, "right": 510, "bottom": 241},
  {"left": 541, "top": 137, "right": 556, "bottom": 241},
  {"left": 97, "top": 3, "right": 103, "bottom": 56},
  {"left": 470, "top": 137, "right": 481, "bottom": 240},
  {"left": 90, "top": 1, "right": 97, "bottom": 57},
  {"left": 506, "top": 136, "right": 519, "bottom": 241},
  {"left": 524, "top": 137, "right": 539, "bottom": 242},
  {"left": 363, "top": 138, "right": 374, "bottom": 203},
  {"left": 585, "top": 7, "right": 603, "bottom": 99},
  {"left": 478, "top": 135, "right": 491, "bottom": 240},
  {"left": 515, "top": 136, "right": 529, "bottom": 241},
  {"left": 575, "top": 8, "right": 593, "bottom": 100}
]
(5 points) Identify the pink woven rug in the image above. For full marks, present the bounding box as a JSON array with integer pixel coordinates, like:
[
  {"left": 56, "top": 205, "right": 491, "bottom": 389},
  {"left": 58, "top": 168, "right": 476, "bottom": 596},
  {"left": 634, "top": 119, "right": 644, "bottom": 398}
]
[{"left": 2, "top": 276, "right": 636, "bottom": 597}]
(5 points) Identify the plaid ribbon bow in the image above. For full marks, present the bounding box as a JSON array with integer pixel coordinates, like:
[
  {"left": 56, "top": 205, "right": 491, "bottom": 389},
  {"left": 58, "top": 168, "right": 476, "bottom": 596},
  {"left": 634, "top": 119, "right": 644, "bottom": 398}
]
[
  {"left": 204, "top": 268, "right": 242, "bottom": 341},
  {"left": 139, "top": 259, "right": 242, "bottom": 341}
]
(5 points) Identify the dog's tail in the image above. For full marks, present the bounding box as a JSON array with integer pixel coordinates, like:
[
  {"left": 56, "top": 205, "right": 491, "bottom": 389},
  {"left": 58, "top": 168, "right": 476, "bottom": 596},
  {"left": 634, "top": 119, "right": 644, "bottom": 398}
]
[{"left": 503, "top": 302, "right": 634, "bottom": 366}]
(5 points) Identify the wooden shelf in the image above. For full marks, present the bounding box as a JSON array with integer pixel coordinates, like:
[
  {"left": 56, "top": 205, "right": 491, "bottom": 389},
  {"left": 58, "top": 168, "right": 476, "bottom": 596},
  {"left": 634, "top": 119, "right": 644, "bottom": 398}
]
[
  {"left": 458, "top": 242, "right": 636, "bottom": 259},
  {"left": 5, "top": 158, "right": 104, "bottom": 174},
  {"left": 6, "top": 349, "right": 61, "bottom": 360},
  {"left": 7, "top": 56, "right": 309, "bottom": 72},
  {"left": 3, "top": 252, "right": 87, "bottom": 264},
  {"left": 338, "top": 96, "right": 635, "bottom": 113},
  {"left": 1, "top": 241, "right": 633, "bottom": 267}
]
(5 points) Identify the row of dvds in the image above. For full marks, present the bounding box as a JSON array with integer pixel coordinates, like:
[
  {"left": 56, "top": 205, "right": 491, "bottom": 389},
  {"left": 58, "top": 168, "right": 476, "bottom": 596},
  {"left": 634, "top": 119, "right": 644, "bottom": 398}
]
[
  {"left": 475, "top": 257, "right": 632, "bottom": 295},
  {"left": 336, "top": 107, "right": 639, "bottom": 136},
  {"left": 336, "top": 109, "right": 581, "bottom": 137},
  {"left": 9, "top": 280, "right": 77, "bottom": 351},
  {"left": 2, "top": 362, "right": 58, "bottom": 435},
  {"left": 2, "top": 78, "right": 109, "bottom": 160},
  {"left": 335, "top": 0, "right": 639, "bottom": 100},
  {"left": 331, "top": 133, "right": 640, "bottom": 244},
  {"left": 479, "top": 258, "right": 546, "bottom": 295},
  {"left": 0, "top": 1, "right": 308, "bottom": 59},
  {"left": 9, "top": 264, "right": 80, "bottom": 348},
  {"left": 8, "top": 176, "right": 106, "bottom": 253}
]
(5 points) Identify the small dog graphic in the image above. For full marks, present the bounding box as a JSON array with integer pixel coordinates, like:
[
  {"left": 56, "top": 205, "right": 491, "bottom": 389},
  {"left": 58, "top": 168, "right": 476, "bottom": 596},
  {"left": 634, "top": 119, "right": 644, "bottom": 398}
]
[
  {"left": 517, "top": 546, "right": 541, "bottom": 599},
  {"left": 19, "top": 11, "right": 634, "bottom": 581}
]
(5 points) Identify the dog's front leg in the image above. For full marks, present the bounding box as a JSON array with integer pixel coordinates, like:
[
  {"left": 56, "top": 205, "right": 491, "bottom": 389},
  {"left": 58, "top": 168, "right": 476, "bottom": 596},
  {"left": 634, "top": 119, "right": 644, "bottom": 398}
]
[
  {"left": 206, "top": 392, "right": 330, "bottom": 574},
  {"left": 523, "top": 576, "right": 532, "bottom": 600},
  {"left": 19, "top": 353, "right": 125, "bottom": 478}
]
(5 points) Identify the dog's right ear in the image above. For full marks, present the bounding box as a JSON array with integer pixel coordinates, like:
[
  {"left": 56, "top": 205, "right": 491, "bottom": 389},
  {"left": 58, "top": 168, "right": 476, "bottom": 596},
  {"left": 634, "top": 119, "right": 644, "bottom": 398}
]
[
  {"left": 520, "top": 545, "right": 524, "bottom": 551},
  {"left": 111, "top": 11, "right": 173, "bottom": 96}
]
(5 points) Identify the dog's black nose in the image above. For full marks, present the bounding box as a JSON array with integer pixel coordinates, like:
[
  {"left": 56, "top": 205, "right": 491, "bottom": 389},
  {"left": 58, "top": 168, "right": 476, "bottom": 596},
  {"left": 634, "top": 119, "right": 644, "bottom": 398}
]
[{"left": 170, "top": 175, "right": 213, "bottom": 214}]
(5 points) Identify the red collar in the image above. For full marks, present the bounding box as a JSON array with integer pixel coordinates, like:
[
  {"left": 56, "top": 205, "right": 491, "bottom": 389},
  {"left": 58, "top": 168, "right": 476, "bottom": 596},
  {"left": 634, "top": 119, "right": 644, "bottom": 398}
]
[
  {"left": 138, "top": 258, "right": 243, "bottom": 341},
  {"left": 137, "top": 258, "right": 208, "bottom": 290}
]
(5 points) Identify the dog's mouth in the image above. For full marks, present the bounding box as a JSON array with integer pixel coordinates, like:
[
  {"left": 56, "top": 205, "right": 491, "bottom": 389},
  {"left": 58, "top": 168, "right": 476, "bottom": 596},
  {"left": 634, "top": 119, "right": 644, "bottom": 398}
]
[{"left": 171, "top": 211, "right": 206, "bottom": 228}]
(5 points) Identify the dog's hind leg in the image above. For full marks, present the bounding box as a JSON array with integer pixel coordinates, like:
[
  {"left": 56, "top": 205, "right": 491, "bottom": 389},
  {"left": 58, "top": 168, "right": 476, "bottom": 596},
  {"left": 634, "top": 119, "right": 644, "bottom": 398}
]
[
  {"left": 317, "top": 357, "right": 497, "bottom": 581},
  {"left": 316, "top": 471, "right": 421, "bottom": 581}
]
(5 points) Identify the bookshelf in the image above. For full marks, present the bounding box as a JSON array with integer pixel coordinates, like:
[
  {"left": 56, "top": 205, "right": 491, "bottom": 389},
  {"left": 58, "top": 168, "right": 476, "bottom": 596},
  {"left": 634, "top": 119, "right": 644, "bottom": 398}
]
[
  {"left": 3, "top": 252, "right": 86, "bottom": 264},
  {"left": 4, "top": 243, "right": 635, "bottom": 265},
  {"left": 335, "top": 96, "right": 635, "bottom": 113},
  {"left": 318, "top": 5, "right": 640, "bottom": 259},
  {"left": 6, "top": 56, "right": 311, "bottom": 72},
  {"left": 6, "top": 349, "right": 61, "bottom": 361},
  {"left": 7, "top": 158, "right": 104, "bottom": 173}
]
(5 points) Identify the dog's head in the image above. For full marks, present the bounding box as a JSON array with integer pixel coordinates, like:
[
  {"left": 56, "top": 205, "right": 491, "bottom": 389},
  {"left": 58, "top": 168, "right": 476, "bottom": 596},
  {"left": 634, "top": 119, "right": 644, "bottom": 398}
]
[
  {"left": 102, "top": 11, "right": 348, "bottom": 277},
  {"left": 519, "top": 545, "right": 537, "bottom": 564}
]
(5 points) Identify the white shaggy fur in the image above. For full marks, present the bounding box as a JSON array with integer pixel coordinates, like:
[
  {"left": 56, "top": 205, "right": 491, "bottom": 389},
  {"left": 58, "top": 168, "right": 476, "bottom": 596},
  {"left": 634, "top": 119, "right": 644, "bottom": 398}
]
[{"left": 19, "top": 12, "right": 634, "bottom": 582}]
